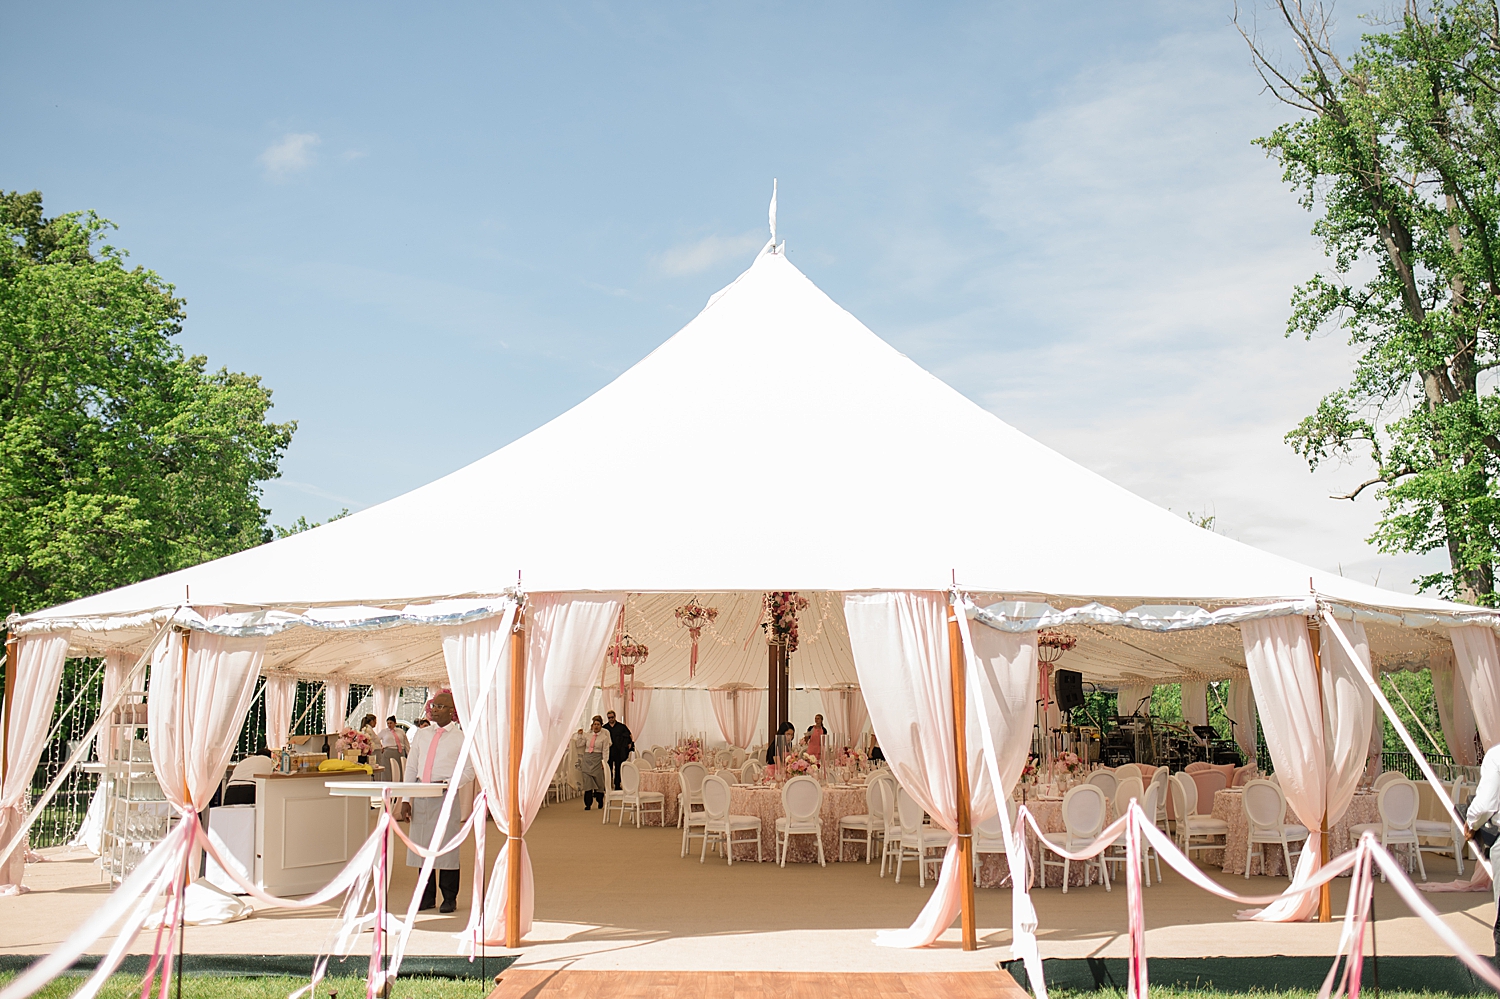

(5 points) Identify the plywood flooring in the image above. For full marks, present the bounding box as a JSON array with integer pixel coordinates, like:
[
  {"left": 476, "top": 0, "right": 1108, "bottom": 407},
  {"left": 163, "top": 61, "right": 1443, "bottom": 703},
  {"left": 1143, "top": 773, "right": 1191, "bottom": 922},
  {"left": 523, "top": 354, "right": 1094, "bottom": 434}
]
[{"left": 488, "top": 970, "right": 1027, "bottom": 999}]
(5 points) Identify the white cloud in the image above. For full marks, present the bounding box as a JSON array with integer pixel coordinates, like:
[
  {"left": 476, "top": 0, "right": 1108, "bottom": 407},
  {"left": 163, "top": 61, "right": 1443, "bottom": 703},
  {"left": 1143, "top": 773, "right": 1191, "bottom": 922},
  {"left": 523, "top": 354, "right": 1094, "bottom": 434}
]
[
  {"left": 258, "top": 132, "right": 321, "bottom": 177},
  {"left": 890, "top": 28, "right": 1447, "bottom": 593},
  {"left": 656, "top": 230, "right": 765, "bottom": 276}
]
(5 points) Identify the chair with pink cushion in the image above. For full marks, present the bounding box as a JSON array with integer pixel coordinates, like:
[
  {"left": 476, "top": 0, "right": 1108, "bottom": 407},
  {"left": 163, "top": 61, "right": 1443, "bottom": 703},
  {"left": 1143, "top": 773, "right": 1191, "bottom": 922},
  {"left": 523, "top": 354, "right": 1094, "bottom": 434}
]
[
  {"left": 1192, "top": 769, "right": 1228, "bottom": 811},
  {"left": 1184, "top": 761, "right": 1212, "bottom": 774}
]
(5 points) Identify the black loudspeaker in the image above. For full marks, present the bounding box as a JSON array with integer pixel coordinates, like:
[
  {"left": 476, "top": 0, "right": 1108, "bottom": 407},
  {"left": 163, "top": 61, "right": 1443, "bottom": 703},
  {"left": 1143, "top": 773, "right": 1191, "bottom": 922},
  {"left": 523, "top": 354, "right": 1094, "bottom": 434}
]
[{"left": 1055, "top": 669, "right": 1085, "bottom": 713}]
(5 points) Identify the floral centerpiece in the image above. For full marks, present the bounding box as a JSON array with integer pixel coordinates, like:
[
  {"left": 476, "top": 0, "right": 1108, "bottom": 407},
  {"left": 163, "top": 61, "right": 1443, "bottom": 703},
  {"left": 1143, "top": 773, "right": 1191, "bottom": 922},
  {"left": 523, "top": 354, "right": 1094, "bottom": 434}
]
[
  {"left": 1020, "top": 754, "right": 1038, "bottom": 785},
  {"left": 783, "top": 751, "right": 820, "bottom": 777},
  {"left": 834, "top": 747, "right": 865, "bottom": 767},
  {"left": 1052, "top": 750, "right": 1084, "bottom": 778},
  {"left": 339, "top": 728, "right": 372, "bottom": 757},
  {"left": 672, "top": 738, "right": 703, "bottom": 765}
]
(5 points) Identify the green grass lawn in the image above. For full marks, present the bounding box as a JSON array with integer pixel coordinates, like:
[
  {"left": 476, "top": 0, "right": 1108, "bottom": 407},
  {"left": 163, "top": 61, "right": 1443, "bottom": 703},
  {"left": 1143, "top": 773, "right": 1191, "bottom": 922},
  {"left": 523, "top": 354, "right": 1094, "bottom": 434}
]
[{"left": 0, "top": 975, "right": 492, "bottom": 999}]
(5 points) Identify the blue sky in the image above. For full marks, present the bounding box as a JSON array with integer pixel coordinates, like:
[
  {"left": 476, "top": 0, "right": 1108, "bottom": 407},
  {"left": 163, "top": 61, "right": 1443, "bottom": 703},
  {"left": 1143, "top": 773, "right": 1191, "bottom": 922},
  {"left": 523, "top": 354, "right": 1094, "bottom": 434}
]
[{"left": 0, "top": 2, "right": 1438, "bottom": 590}]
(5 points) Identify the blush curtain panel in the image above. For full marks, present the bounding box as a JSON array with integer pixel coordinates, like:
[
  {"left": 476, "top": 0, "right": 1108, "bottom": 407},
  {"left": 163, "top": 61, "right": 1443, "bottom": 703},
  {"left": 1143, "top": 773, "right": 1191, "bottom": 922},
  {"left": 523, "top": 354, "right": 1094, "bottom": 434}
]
[
  {"left": 709, "top": 688, "right": 762, "bottom": 749},
  {"left": 1239, "top": 616, "right": 1372, "bottom": 922},
  {"left": 1228, "top": 676, "right": 1258, "bottom": 763},
  {"left": 263, "top": 674, "right": 297, "bottom": 752},
  {"left": 843, "top": 591, "right": 998, "bottom": 949},
  {"left": 820, "top": 687, "right": 869, "bottom": 750},
  {"left": 444, "top": 593, "right": 621, "bottom": 944},
  {"left": 1180, "top": 681, "right": 1209, "bottom": 729},
  {"left": 0, "top": 634, "right": 69, "bottom": 894},
  {"left": 1432, "top": 649, "right": 1479, "bottom": 766},
  {"left": 323, "top": 681, "right": 350, "bottom": 735},
  {"left": 372, "top": 685, "right": 401, "bottom": 728},
  {"left": 1450, "top": 626, "right": 1500, "bottom": 752}
]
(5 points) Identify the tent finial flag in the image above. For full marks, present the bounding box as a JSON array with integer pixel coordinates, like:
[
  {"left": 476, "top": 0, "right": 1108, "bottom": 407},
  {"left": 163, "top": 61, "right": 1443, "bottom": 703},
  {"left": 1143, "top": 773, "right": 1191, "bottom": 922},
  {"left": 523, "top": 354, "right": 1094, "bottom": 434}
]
[{"left": 769, "top": 179, "right": 778, "bottom": 252}]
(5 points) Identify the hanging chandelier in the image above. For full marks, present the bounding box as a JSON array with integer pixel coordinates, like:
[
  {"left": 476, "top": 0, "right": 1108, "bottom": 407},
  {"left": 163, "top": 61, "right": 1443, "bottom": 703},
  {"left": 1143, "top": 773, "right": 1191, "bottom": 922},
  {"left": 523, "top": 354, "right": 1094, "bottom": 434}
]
[
  {"left": 675, "top": 598, "right": 718, "bottom": 679},
  {"left": 1037, "top": 630, "right": 1077, "bottom": 664},
  {"left": 607, "top": 606, "right": 649, "bottom": 698}
]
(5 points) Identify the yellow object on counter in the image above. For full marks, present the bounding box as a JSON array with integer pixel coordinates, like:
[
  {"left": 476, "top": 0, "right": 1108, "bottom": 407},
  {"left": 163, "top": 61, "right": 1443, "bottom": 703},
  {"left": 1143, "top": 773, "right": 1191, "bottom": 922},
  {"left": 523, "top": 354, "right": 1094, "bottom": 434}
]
[{"left": 318, "top": 759, "right": 373, "bottom": 774}]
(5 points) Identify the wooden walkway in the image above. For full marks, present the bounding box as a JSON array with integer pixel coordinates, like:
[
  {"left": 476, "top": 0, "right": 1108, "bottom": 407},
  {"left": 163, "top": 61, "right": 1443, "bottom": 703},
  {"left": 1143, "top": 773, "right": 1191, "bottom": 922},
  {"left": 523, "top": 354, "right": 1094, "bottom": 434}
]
[{"left": 488, "top": 969, "right": 1028, "bottom": 998}]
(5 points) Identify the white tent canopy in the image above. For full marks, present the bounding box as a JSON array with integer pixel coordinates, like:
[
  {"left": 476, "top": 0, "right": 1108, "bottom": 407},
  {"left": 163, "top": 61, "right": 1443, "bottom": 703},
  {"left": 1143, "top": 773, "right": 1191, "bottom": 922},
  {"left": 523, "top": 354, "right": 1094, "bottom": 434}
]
[{"left": 11, "top": 243, "right": 1492, "bottom": 687}]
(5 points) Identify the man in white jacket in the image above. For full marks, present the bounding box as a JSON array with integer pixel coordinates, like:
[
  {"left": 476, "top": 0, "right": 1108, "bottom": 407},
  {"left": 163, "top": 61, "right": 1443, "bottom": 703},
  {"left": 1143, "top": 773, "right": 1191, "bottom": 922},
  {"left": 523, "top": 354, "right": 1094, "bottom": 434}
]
[{"left": 1465, "top": 743, "right": 1500, "bottom": 956}]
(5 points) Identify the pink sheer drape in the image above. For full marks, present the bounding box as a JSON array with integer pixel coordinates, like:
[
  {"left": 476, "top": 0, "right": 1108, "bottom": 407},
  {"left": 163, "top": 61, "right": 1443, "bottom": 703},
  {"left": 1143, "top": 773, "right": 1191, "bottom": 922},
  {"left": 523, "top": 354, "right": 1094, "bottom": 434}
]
[
  {"left": 1180, "top": 681, "right": 1209, "bottom": 729},
  {"left": 1228, "top": 675, "right": 1257, "bottom": 763},
  {"left": 372, "top": 685, "right": 401, "bottom": 727},
  {"left": 1433, "top": 649, "right": 1478, "bottom": 766},
  {"left": 603, "top": 684, "right": 652, "bottom": 745},
  {"left": 445, "top": 593, "right": 621, "bottom": 944},
  {"left": 1239, "top": 616, "right": 1372, "bottom": 921},
  {"left": 323, "top": 680, "right": 350, "bottom": 734},
  {"left": 1450, "top": 626, "right": 1500, "bottom": 751},
  {"left": 820, "top": 687, "right": 868, "bottom": 749},
  {"left": 263, "top": 673, "right": 297, "bottom": 751},
  {"left": 0, "top": 635, "right": 69, "bottom": 893},
  {"left": 709, "top": 688, "right": 761, "bottom": 749},
  {"left": 148, "top": 629, "right": 266, "bottom": 812},
  {"left": 844, "top": 591, "right": 996, "bottom": 948}
]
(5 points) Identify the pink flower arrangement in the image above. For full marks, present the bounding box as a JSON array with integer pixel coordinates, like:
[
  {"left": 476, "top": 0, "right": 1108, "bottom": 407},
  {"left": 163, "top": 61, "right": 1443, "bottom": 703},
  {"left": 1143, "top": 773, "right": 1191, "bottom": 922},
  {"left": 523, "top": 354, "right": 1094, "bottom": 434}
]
[
  {"left": 835, "top": 747, "right": 866, "bottom": 766},
  {"left": 783, "top": 751, "right": 819, "bottom": 777},
  {"left": 1053, "top": 751, "right": 1084, "bottom": 776},
  {"left": 763, "top": 592, "right": 810, "bottom": 652},
  {"left": 1037, "top": 631, "right": 1077, "bottom": 652},
  {"left": 339, "top": 728, "right": 372, "bottom": 756},
  {"left": 1020, "top": 755, "right": 1038, "bottom": 784}
]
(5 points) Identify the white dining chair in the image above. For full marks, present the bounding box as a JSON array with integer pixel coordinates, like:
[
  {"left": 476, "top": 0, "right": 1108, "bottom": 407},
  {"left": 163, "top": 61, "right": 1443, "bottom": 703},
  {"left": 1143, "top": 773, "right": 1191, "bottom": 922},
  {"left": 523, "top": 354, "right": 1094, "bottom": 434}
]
[
  {"left": 699, "top": 774, "right": 762, "bottom": 864},
  {"left": 1148, "top": 768, "right": 1169, "bottom": 834},
  {"left": 878, "top": 779, "right": 904, "bottom": 878},
  {"left": 1415, "top": 776, "right": 1466, "bottom": 876},
  {"left": 677, "top": 761, "right": 707, "bottom": 827},
  {"left": 838, "top": 776, "right": 888, "bottom": 863},
  {"left": 1104, "top": 774, "right": 1158, "bottom": 882},
  {"left": 1041, "top": 783, "right": 1110, "bottom": 893},
  {"left": 679, "top": 769, "right": 709, "bottom": 858},
  {"left": 1088, "top": 769, "right": 1118, "bottom": 799},
  {"left": 1373, "top": 770, "right": 1404, "bottom": 791},
  {"left": 973, "top": 798, "right": 1019, "bottom": 887},
  {"left": 739, "top": 760, "right": 763, "bottom": 785},
  {"left": 1169, "top": 773, "right": 1228, "bottom": 861},
  {"left": 639, "top": 750, "right": 657, "bottom": 769},
  {"left": 893, "top": 787, "right": 953, "bottom": 886},
  {"left": 730, "top": 747, "right": 747, "bottom": 769},
  {"left": 776, "top": 775, "right": 826, "bottom": 867},
  {"left": 602, "top": 778, "right": 628, "bottom": 825},
  {"left": 1351, "top": 778, "right": 1426, "bottom": 881},
  {"left": 1115, "top": 776, "right": 1144, "bottom": 811},
  {"left": 616, "top": 760, "right": 665, "bottom": 828},
  {"left": 1241, "top": 779, "right": 1308, "bottom": 879}
]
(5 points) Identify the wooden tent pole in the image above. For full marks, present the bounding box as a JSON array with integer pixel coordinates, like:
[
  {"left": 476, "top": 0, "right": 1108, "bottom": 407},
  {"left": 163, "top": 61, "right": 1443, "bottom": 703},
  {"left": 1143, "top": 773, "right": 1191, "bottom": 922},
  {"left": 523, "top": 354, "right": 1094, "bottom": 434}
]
[
  {"left": 0, "top": 634, "right": 16, "bottom": 789},
  {"left": 947, "top": 598, "right": 977, "bottom": 950},
  {"left": 1308, "top": 617, "right": 1331, "bottom": 923},
  {"left": 505, "top": 609, "right": 526, "bottom": 949}
]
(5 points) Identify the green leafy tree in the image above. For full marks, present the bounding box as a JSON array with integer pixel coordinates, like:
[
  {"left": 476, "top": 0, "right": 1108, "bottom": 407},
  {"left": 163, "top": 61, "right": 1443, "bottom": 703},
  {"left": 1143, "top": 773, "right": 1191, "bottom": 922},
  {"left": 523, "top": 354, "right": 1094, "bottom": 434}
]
[
  {"left": 0, "top": 190, "right": 295, "bottom": 614},
  {"left": 273, "top": 508, "right": 350, "bottom": 539},
  {"left": 1241, "top": 1, "right": 1500, "bottom": 603}
]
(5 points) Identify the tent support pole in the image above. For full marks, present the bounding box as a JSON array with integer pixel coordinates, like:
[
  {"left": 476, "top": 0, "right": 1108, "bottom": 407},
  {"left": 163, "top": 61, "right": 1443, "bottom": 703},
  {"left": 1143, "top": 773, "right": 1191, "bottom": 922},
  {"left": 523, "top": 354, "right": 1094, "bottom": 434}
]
[
  {"left": 767, "top": 641, "right": 777, "bottom": 747},
  {"left": 505, "top": 610, "right": 526, "bottom": 949},
  {"left": 947, "top": 598, "right": 977, "bottom": 950},
  {"left": 0, "top": 633, "right": 15, "bottom": 789},
  {"left": 1308, "top": 617, "right": 1331, "bottom": 923}
]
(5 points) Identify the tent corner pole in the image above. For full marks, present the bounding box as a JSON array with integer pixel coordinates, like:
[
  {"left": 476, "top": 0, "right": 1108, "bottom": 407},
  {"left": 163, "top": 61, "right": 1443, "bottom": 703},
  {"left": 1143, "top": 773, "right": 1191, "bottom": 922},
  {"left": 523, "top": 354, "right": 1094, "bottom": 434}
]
[
  {"left": 505, "top": 609, "right": 526, "bottom": 949},
  {"left": 947, "top": 599, "right": 977, "bottom": 951},
  {"left": 0, "top": 632, "right": 15, "bottom": 789},
  {"left": 1308, "top": 616, "right": 1331, "bottom": 923}
]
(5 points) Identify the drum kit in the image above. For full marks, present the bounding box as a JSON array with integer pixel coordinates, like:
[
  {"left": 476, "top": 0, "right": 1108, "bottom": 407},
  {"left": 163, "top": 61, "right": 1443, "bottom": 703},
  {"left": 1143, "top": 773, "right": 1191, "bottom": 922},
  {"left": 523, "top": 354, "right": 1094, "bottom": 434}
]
[{"left": 1062, "top": 710, "right": 1243, "bottom": 769}]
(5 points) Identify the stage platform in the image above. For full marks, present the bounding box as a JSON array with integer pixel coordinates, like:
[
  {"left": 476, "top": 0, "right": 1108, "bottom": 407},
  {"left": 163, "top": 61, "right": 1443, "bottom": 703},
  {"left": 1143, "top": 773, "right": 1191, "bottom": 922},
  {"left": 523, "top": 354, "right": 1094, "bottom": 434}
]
[{"left": 0, "top": 797, "right": 1493, "bottom": 980}]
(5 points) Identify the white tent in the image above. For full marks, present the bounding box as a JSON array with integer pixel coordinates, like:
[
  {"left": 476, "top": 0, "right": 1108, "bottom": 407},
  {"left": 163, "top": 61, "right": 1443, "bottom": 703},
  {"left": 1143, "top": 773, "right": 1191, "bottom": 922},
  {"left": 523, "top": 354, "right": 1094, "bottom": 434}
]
[{"left": 12, "top": 241, "right": 1492, "bottom": 688}]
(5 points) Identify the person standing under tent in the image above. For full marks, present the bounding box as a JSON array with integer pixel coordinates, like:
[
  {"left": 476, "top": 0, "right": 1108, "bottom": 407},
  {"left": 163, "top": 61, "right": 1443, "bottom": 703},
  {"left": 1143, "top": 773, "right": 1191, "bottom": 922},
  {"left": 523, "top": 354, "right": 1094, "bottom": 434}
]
[
  {"left": 1465, "top": 742, "right": 1500, "bottom": 957},
  {"left": 375, "top": 715, "right": 407, "bottom": 781},
  {"left": 805, "top": 714, "right": 829, "bottom": 761},
  {"left": 404, "top": 690, "right": 473, "bottom": 913},
  {"left": 604, "top": 709, "right": 633, "bottom": 790},
  {"left": 574, "top": 716, "right": 611, "bottom": 810}
]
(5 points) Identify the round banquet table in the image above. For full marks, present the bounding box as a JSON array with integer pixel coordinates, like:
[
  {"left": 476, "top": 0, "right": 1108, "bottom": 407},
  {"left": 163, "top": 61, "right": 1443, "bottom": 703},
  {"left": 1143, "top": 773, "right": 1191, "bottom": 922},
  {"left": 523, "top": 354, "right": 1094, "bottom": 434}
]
[
  {"left": 1212, "top": 787, "right": 1382, "bottom": 876},
  {"left": 976, "top": 797, "right": 1116, "bottom": 889},
  {"left": 634, "top": 769, "right": 682, "bottom": 826},
  {"left": 722, "top": 784, "right": 869, "bottom": 862}
]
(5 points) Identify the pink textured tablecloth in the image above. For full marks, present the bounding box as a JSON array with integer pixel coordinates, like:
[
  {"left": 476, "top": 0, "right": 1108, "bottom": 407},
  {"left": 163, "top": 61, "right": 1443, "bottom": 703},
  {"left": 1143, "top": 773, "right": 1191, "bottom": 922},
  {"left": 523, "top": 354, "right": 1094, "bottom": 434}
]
[
  {"left": 723, "top": 784, "right": 869, "bottom": 863},
  {"left": 635, "top": 770, "right": 681, "bottom": 827},
  {"left": 1213, "top": 788, "right": 1380, "bottom": 876},
  {"left": 976, "top": 798, "right": 1117, "bottom": 889}
]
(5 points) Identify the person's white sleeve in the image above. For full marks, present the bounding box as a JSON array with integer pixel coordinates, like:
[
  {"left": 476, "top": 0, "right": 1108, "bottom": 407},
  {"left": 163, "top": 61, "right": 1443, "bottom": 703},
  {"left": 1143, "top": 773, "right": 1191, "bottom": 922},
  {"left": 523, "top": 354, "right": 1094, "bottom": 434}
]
[{"left": 1467, "top": 746, "right": 1500, "bottom": 827}]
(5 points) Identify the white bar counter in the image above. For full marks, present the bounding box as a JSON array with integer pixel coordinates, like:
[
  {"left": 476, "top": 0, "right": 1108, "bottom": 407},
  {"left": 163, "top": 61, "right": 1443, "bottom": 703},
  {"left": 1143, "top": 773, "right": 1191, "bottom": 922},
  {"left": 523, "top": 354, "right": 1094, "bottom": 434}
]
[{"left": 253, "top": 770, "right": 371, "bottom": 896}]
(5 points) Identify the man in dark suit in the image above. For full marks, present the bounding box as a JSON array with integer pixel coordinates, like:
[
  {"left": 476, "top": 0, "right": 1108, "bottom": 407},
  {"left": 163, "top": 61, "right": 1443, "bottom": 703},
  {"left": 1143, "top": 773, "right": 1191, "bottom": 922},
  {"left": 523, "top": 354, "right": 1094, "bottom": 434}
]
[{"left": 604, "top": 709, "right": 633, "bottom": 790}]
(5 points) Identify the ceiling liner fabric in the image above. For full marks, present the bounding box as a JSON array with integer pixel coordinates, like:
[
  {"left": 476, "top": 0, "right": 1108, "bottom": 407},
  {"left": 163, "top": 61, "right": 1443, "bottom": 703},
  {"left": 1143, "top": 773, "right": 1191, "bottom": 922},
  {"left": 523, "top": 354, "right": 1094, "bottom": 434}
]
[{"left": 9, "top": 244, "right": 1489, "bottom": 682}]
